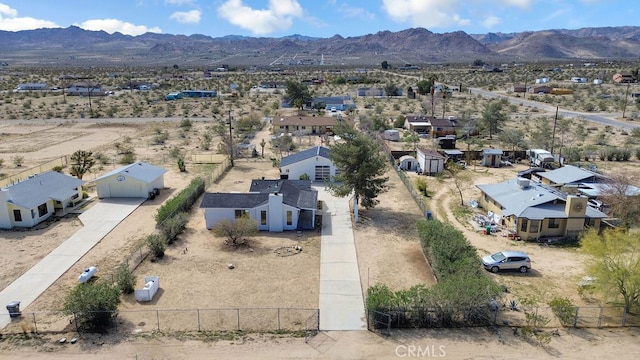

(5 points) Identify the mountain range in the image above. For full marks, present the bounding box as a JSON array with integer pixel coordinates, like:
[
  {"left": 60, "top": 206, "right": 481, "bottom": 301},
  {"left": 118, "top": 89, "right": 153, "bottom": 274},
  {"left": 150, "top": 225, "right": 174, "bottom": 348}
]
[{"left": 1, "top": 26, "right": 639, "bottom": 67}]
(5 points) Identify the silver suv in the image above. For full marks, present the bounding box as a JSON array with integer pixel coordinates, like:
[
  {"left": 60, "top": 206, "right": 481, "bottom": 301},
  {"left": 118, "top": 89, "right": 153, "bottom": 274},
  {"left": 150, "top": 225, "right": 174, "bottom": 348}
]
[{"left": 482, "top": 251, "right": 531, "bottom": 273}]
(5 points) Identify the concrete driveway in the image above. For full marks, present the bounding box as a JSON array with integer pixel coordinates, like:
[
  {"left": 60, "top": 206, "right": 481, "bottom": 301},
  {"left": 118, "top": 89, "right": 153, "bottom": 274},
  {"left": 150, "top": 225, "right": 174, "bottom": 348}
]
[
  {"left": 0, "top": 198, "right": 144, "bottom": 329},
  {"left": 315, "top": 185, "right": 367, "bottom": 331}
]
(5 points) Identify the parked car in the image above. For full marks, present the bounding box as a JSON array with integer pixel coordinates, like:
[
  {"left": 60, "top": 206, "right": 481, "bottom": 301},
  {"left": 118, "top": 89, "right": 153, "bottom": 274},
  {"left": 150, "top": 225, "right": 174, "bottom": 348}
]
[{"left": 482, "top": 251, "right": 531, "bottom": 273}]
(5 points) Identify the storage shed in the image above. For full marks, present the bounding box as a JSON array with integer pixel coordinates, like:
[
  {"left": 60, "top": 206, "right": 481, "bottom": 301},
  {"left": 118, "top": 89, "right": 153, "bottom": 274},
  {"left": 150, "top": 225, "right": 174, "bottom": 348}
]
[
  {"left": 481, "top": 149, "right": 503, "bottom": 168},
  {"left": 93, "top": 162, "right": 167, "bottom": 199},
  {"left": 417, "top": 148, "right": 445, "bottom": 175},
  {"left": 398, "top": 155, "right": 418, "bottom": 171}
]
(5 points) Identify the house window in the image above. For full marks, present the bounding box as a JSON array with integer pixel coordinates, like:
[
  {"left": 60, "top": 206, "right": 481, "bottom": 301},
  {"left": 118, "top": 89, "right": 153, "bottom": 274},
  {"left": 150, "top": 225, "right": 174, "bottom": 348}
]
[
  {"left": 37, "top": 203, "right": 48, "bottom": 217},
  {"left": 235, "top": 210, "right": 248, "bottom": 218},
  {"left": 13, "top": 209, "right": 22, "bottom": 222},
  {"left": 286, "top": 211, "right": 293, "bottom": 226},
  {"left": 261, "top": 211, "right": 267, "bottom": 225},
  {"left": 484, "top": 194, "right": 489, "bottom": 203},
  {"left": 520, "top": 218, "right": 528, "bottom": 232},
  {"left": 530, "top": 220, "right": 541, "bottom": 233},
  {"left": 548, "top": 218, "right": 560, "bottom": 229}
]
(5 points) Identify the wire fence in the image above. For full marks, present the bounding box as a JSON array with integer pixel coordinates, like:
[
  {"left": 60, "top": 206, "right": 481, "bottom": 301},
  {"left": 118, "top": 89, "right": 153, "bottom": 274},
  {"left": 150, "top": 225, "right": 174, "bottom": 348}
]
[
  {"left": 367, "top": 304, "right": 640, "bottom": 333},
  {"left": 1, "top": 308, "right": 319, "bottom": 335},
  {"left": 0, "top": 156, "right": 68, "bottom": 187},
  {"left": 377, "top": 135, "right": 434, "bottom": 220}
]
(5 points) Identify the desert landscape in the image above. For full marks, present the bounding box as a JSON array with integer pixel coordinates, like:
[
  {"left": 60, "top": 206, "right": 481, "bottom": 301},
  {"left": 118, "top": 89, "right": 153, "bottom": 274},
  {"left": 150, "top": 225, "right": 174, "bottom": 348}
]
[{"left": 1, "top": 64, "right": 640, "bottom": 359}]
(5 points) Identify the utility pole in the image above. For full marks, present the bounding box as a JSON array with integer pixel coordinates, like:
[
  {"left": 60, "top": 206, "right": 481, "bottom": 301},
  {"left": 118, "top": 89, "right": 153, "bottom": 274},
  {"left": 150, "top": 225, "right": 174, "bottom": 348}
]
[
  {"left": 227, "top": 110, "right": 234, "bottom": 167},
  {"left": 550, "top": 106, "right": 558, "bottom": 154},
  {"left": 622, "top": 82, "right": 631, "bottom": 118}
]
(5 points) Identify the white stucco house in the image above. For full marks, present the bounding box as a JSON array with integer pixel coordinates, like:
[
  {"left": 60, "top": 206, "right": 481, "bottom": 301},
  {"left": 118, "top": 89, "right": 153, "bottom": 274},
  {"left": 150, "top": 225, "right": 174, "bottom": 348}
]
[
  {"left": 279, "top": 146, "right": 338, "bottom": 181},
  {"left": 0, "top": 171, "right": 85, "bottom": 229},
  {"left": 417, "top": 147, "right": 445, "bottom": 175},
  {"left": 200, "top": 179, "right": 318, "bottom": 232},
  {"left": 92, "top": 162, "right": 167, "bottom": 199}
]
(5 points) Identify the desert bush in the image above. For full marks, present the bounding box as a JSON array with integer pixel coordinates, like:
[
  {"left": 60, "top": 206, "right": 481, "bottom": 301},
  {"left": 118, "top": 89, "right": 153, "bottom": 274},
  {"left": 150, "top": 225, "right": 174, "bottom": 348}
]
[
  {"left": 549, "top": 297, "right": 577, "bottom": 327},
  {"left": 160, "top": 211, "right": 188, "bottom": 243},
  {"left": 180, "top": 118, "right": 193, "bottom": 129},
  {"left": 12, "top": 155, "right": 24, "bottom": 167},
  {"left": 115, "top": 264, "right": 135, "bottom": 294},
  {"left": 146, "top": 233, "right": 168, "bottom": 259},
  {"left": 414, "top": 177, "right": 429, "bottom": 197},
  {"left": 63, "top": 280, "right": 120, "bottom": 332}
]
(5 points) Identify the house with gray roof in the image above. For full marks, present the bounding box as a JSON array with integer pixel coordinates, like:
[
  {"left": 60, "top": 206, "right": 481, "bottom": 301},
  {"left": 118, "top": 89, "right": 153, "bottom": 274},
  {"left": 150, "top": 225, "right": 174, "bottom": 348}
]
[
  {"left": 534, "top": 164, "right": 605, "bottom": 186},
  {"left": 477, "top": 177, "right": 606, "bottom": 240},
  {"left": 200, "top": 179, "right": 318, "bottom": 232},
  {"left": 279, "top": 146, "right": 337, "bottom": 181},
  {"left": 92, "top": 161, "right": 167, "bottom": 199},
  {"left": 0, "top": 171, "right": 85, "bottom": 229}
]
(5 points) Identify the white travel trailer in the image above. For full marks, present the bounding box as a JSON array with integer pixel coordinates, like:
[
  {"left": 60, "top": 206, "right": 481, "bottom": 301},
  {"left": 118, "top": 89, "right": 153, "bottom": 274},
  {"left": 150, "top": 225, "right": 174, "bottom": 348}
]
[{"left": 526, "top": 149, "right": 554, "bottom": 167}]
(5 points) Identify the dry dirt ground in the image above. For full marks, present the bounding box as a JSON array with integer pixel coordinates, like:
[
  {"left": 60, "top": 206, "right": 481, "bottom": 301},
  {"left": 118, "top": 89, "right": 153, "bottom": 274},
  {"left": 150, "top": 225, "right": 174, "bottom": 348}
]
[{"left": 2, "top": 118, "right": 640, "bottom": 358}]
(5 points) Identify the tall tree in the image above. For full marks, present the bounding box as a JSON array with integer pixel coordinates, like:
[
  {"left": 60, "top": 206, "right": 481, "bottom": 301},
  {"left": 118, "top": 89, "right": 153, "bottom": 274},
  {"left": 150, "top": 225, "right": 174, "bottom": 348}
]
[
  {"left": 329, "top": 123, "right": 389, "bottom": 222},
  {"left": 480, "top": 101, "right": 507, "bottom": 139},
  {"left": 446, "top": 163, "right": 472, "bottom": 206},
  {"left": 212, "top": 217, "right": 258, "bottom": 246},
  {"left": 384, "top": 83, "right": 399, "bottom": 97},
  {"left": 498, "top": 129, "right": 528, "bottom": 156},
  {"left": 415, "top": 80, "right": 432, "bottom": 95},
  {"left": 426, "top": 74, "right": 438, "bottom": 116},
  {"left": 284, "top": 81, "right": 312, "bottom": 110},
  {"left": 581, "top": 228, "right": 640, "bottom": 313},
  {"left": 69, "top": 150, "right": 96, "bottom": 179},
  {"left": 598, "top": 172, "right": 640, "bottom": 228}
]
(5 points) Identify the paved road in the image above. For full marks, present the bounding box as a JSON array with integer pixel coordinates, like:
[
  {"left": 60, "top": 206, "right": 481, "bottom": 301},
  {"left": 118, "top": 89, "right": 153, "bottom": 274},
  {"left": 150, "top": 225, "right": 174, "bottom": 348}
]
[
  {"left": 315, "top": 185, "right": 367, "bottom": 331},
  {"left": 0, "top": 198, "right": 144, "bottom": 330},
  {"left": 468, "top": 87, "right": 639, "bottom": 131}
]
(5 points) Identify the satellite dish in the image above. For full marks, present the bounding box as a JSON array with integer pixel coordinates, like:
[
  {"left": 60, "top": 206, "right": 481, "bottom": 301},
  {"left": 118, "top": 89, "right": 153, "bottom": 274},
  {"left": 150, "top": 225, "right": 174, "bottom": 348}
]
[{"left": 613, "top": 73, "right": 623, "bottom": 83}]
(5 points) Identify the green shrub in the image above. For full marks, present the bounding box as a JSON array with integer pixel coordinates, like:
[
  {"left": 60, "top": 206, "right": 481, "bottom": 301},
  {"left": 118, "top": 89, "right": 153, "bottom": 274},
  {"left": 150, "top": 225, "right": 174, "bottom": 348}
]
[
  {"left": 549, "top": 297, "right": 576, "bottom": 326},
  {"left": 155, "top": 177, "right": 205, "bottom": 225},
  {"left": 116, "top": 264, "right": 135, "bottom": 294},
  {"left": 63, "top": 281, "right": 120, "bottom": 332},
  {"left": 160, "top": 211, "right": 188, "bottom": 244},
  {"left": 146, "top": 233, "right": 168, "bottom": 259}
]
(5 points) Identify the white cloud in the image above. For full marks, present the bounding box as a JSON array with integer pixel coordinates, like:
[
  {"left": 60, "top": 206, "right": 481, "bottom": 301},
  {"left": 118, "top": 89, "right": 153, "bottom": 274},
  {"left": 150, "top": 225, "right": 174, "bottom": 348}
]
[
  {"left": 165, "top": 0, "right": 195, "bottom": 5},
  {"left": 0, "top": 3, "right": 18, "bottom": 17},
  {"left": 0, "top": 3, "right": 59, "bottom": 31},
  {"left": 217, "top": 0, "right": 304, "bottom": 35},
  {"left": 500, "top": 0, "right": 533, "bottom": 9},
  {"left": 482, "top": 15, "right": 501, "bottom": 29},
  {"left": 339, "top": 4, "right": 375, "bottom": 20},
  {"left": 76, "top": 19, "right": 161, "bottom": 36},
  {"left": 170, "top": 10, "right": 202, "bottom": 24},
  {"left": 382, "top": 0, "right": 470, "bottom": 29}
]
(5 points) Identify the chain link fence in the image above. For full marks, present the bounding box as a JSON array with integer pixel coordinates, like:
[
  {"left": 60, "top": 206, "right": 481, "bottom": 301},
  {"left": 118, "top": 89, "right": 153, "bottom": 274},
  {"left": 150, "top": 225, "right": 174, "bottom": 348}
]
[
  {"left": 367, "top": 305, "right": 640, "bottom": 333},
  {"left": 1, "top": 308, "right": 318, "bottom": 335}
]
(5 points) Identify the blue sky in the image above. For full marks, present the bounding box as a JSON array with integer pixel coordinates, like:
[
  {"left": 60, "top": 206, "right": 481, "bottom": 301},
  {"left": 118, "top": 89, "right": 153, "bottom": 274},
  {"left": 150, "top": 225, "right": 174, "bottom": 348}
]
[{"left": 0, "top": 1, "right": 636, "bottom": 38}]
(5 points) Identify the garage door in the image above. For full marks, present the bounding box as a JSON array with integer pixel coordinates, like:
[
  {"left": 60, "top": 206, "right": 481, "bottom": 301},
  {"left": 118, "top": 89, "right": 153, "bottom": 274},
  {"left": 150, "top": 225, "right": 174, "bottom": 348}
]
[
  {"left": 108, "top": 180, "right": 143, "bottom": 198},
  {"left": 315, "top": 166, "right": 330, "bottom": 181}
]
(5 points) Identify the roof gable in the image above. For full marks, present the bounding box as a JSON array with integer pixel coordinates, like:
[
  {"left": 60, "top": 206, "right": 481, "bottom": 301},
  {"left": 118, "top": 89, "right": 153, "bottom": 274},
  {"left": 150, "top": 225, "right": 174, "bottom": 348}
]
[
  {"left": 280, "top": 146, "right": 331, "bottom": 167},
  {"left": 93, "top": 161, "right": 167, "bottom": 183}
]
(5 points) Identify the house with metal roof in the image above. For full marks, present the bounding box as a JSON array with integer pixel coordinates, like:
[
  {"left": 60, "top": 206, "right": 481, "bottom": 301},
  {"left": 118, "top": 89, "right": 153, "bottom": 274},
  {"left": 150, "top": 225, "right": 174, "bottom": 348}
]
[
  {"left": 200, "top": 179, "right": 318, "bottom": 232},
  {"left": 534, "top": 165, "right": 605, "bottom": 186},
  {"left": 476, "top": 177, "right": 606, "bottom": 240},
  {"left": 92, "top": 162, "right": 167, "bottom": 199},
  {"left": 279, "top": 146, "right": 337, "bottom": 181},
  {"left": 273, "top": 115, "right": 352, "bottom": 135},
  {"left": 0, "top": 171, "right": 85, "bottom": 229},
  {"left": 417, "top": 148, "right": 445, "bottom": 175}
]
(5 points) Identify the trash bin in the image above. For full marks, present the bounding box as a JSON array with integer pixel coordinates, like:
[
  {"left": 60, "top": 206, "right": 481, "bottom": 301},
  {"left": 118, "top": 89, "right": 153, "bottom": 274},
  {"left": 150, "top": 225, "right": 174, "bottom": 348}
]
[
  {"left": 426, "top": 211, "right": 433, "bottom": 220},
  {"left": 6, "top": 301, "right": 21, "bottom": 318},
  {"left": 486, "top": 225, "right": 492, "bottom": 234}
]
